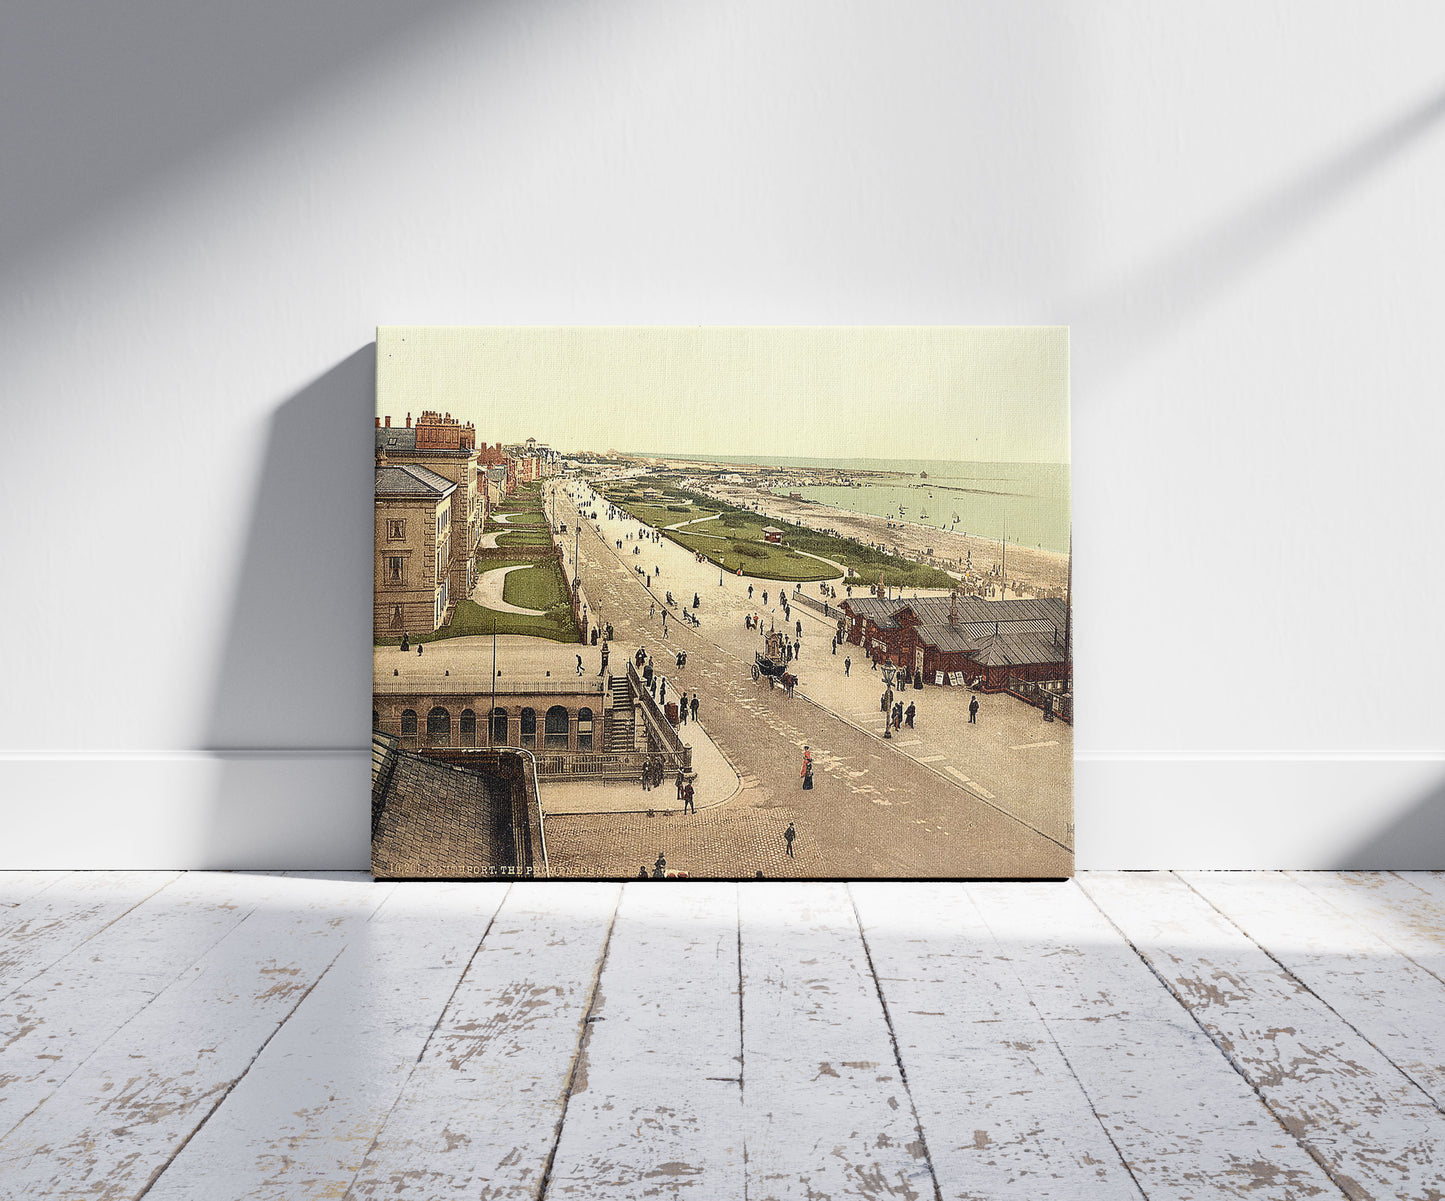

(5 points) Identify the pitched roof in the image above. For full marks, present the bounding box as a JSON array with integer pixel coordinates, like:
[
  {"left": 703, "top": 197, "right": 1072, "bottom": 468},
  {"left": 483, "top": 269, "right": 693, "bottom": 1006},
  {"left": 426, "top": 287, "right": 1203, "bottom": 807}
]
[
  {"left": 966, "top": 631, "right": 1068, "bottom": 668},
  {"left": 375, "top": 464, "right": 457, "bottom": 498},
  {"left": 843, "top": 594, "right": 1066, "bottom": 634},
  {"left": 371, "top": 733, "right": 510, "bottom": 877}
]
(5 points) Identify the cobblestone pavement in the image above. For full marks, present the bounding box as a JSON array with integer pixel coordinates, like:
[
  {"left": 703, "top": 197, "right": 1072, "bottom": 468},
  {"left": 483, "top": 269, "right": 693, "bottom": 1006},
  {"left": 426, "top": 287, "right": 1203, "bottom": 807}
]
[{"left": 542, "top": 482, "right": 1071, "bottom": 880}]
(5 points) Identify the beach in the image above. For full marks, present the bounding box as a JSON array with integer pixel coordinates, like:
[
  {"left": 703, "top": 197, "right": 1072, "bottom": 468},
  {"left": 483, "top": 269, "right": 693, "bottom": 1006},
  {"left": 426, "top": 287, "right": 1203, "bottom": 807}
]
[{"left": 701, "top": 477, "right": 1070, "bottom": 597}]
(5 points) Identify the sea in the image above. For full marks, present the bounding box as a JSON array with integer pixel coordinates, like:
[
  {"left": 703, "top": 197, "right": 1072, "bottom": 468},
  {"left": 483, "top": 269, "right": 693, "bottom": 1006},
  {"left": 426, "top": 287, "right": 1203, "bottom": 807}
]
[{"left": 653, "top": 454, "right": 1071, "bottom": 555}]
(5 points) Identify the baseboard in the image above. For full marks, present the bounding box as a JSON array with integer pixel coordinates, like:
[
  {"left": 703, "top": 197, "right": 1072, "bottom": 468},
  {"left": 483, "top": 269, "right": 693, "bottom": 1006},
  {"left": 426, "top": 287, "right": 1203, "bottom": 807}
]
[{"left": 0, "top": 751, "right": 1441, "bottom": 870}]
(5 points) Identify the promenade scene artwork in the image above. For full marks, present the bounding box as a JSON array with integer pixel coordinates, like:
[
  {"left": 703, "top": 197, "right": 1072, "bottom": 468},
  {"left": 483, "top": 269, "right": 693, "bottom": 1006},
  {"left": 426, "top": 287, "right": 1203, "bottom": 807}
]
[{"left": 371, "top": 327, "right": 1072, "bottom": 880}]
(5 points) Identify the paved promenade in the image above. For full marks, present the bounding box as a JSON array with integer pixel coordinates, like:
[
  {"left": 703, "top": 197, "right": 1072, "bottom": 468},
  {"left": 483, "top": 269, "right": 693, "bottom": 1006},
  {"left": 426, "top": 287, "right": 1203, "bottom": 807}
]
[{"left": 540, "top": 481, "right": 1071, "bottom": 879}]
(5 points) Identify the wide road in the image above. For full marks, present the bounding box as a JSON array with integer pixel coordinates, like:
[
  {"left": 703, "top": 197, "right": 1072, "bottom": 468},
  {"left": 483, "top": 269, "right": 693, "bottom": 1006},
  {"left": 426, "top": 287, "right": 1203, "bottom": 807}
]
[{"left": 542, "top": 483, "right": 1071, "bottom": 880}]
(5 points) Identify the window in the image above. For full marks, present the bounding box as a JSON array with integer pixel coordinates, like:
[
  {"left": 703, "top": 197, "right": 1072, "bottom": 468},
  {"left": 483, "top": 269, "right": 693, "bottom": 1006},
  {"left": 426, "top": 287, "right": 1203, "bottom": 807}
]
[
  {"left": 400, "top": 709, "right": 418, "bottom": 740},
  {"left": 577, "top": 707, "right": 594, "bottom": 751},
  {"left": 386, "top": 556, "right": 407, "bottom": 586},
  {"left": 490, "top": 707, "right": 508, "bottom": 745},
  {"left": 520, "top": 707, "right": 536, "bottom": 747},
  {"left": 544, "top": 705, "right": 569, "bottom": 750},
  {"left": 386, "top": 518, "right": 406, "bottom": 540},
  {"left": 460, "top": 709, "right": 477, "bottom": 747},
  {"left": 426, "top": 706, "right": 451, "bottom": 746}
]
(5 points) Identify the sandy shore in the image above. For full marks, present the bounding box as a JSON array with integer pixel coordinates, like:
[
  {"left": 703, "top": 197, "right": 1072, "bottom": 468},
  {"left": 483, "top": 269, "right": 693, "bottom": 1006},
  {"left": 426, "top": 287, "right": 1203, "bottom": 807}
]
[{"left": 706, "top": 482, "right": 1070, "bottom": 596}]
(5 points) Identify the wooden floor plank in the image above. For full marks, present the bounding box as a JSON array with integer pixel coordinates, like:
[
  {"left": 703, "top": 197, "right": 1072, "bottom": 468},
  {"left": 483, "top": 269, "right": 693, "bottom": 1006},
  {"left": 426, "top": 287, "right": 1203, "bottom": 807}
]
[
  {"left": 0, "top": 870, "right": 69, "bottom": 908},
  {"left": 972, "top": 881, "right": 1341, "bottom": 1200},
  {"left": 0, "top": 872, "right": 295, "bottom": 1141},
  {"left": 1185, "top": 871, "right": 1445, "bottom": 1113},
  {"left": 345, "top": 883, "right": 622, "bottom": 1199},
  {"left": 543, "top": 882, "right": 744, "bottom": 1199},
  {"left": 0, "top": 872, "right": 390, "bottom": 1199},
  {"left": 1085, "top": 871, "right": 1445, "bottom": 1200},
  {"left": 143, "top": 881, "right": 510, "bottom": 1200},
  {"left": 738, "top": 882, "right": 937, "bottom": 1201},
  {"left": 1288, "top": 872, "right": 1445, "bottom": 977},
  {"left": 0, "top": 871, "right": 182, "bottom": 1001},
  {"left": 852, "top": 882, "right": 1143, "bottom": 1200}
]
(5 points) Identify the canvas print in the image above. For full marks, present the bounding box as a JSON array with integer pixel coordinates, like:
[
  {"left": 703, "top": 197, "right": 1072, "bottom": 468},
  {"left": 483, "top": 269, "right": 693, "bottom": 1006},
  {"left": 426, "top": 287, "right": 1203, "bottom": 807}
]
[{"left": 372, "top": 327, "right": 1071, "bottom": 879}]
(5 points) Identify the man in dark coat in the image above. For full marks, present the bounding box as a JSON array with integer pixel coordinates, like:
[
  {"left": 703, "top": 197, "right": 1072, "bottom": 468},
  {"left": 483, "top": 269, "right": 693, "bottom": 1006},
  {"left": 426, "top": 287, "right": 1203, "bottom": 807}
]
[
  {"left": 784, "top": 822, "right": 796, "bottom": 857},
  {"left": 969, "top": 694, "right": 980, "bottom": 724}
]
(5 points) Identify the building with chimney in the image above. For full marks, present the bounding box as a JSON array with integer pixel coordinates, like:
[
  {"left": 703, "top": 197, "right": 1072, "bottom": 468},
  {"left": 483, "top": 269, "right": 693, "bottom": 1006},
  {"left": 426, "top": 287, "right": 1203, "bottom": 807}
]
[{"left": 376, "top": 411, "right": 484, "bottom": 602}]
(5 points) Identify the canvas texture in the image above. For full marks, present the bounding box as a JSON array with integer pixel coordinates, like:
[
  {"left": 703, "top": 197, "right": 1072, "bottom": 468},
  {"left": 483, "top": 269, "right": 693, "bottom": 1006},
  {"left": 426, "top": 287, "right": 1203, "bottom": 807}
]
[{"left": 371, "top": 327, "right": 1071, "bottom": 880}]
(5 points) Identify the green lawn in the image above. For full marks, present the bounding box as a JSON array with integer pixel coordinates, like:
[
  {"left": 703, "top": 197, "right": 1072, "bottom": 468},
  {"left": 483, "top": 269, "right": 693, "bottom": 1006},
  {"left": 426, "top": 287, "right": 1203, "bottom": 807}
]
[
  {"left": 374, "top": 556, "right": 579, "bottom": 646},
  {"left": 375, "top": 597, "right": 578, "bottom": 646},
  {"left": 495, "top": 527, "right": 553, "bottom": 547},
  {"left": 492, "top": 510, "right": 546, "bottom": 525},
  {"left": 501, "top": 561, "right": 569, "bottom": 610},
  {"left": 604, "top": 478, "right": 957, "bottom": 588}
]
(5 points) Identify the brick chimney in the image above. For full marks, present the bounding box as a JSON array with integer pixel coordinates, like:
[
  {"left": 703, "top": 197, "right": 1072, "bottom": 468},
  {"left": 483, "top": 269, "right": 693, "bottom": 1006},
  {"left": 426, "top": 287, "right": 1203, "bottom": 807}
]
[
  {"left": 385, "top": 415, "right": 391, "bottom": 427},
  {"left": 406, "top": 413, "right": 412, "bottom": 428},
  {"left": 375, "top": 416, "right": 380, "bottom": 428}
]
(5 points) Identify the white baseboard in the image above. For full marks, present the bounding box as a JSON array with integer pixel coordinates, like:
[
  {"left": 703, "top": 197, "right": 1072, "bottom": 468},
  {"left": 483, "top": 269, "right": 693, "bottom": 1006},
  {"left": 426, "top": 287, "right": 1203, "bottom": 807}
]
[{"left": 0, "top": 752, "right": 1441, "bottom": 871}]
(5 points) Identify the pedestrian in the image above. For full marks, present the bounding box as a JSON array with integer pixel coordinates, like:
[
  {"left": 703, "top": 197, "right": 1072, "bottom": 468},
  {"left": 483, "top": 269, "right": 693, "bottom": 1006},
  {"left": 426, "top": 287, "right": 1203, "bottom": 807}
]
[
  {"left": 416, "top": 643, "right": 423, "bottom": 656},
  {"left": 969, "top": 694, "right": 980, "bottom": 724},
  {"left": 600, "top": 648, "right": 610, "bottom": 676},
  {"left": 796, "top": 619, "right": 802, "bottom": 638},
  {"left": 679, "top": 691, "right": 689, "bottom": 722},
  {"left": 784, "top": 822, "right": 797, "bottom": 857},
  {"left": 748, "top": 584, "right": 754, "bottom": 598},
  {"left": 893, "top": 702, "right": 903, "bottom": 729},
  {"left": 844, "top": 656, "right": 851, "bottom": 676},
  {"left": 641, "top": 761, "right": 652, "bottom": 791},
  {"left": 575, "top": 654, "right": 583, "bottom": 676},
  {"left": 762, "top": 590, "right": 768, "bottom": 605},
  {"left": 690, "top": 695, "right": 699, "bottom": 721},
  {"left": 400, "top": 633, "right": 409, "bottom": 652},
  {"left": 693, "top": 593, "right": 700, "bottom": 609},
  {"left": 831, "top": 636, "right": 837, "bottom": 654},
  {"left": 683, "top": 782, "right": 696, "bottom": 814},
  {"left": 637, "top": 866, "right": 649, "bottom": 879},
  {"left": 653, "top": 853, "right": 667, "bottom": 879},
  {"left": 905, "top": 702, "right": 916, "bottom": 728},
  {"left": 676, "top": 769, "right": 685, "bottom": 800},
  {"left": 801, "top": 746, "right": 813, "bottom": 790},
  {"left": 650, "top": 601, "right": 656, "bottom": 619}
]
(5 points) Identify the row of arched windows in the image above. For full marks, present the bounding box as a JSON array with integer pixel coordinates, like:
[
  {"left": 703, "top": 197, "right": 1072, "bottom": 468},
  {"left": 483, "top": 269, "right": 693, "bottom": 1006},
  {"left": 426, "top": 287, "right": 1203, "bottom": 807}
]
[{"left": 375, "top": 705, "right": 593, "bottom": 750}]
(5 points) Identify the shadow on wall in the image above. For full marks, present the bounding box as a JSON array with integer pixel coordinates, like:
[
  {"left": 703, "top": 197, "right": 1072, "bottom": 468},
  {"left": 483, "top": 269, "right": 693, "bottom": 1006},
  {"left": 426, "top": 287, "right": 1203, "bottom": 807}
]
[
  {"left": 201, "top": 345, "right": 376, "bottom": 869},
  {"left": 0, "top": 0, "right": 475, "bottom": 278},
  {"left": 1337, "top": 775, "right": 1445, "bottom": 871}
]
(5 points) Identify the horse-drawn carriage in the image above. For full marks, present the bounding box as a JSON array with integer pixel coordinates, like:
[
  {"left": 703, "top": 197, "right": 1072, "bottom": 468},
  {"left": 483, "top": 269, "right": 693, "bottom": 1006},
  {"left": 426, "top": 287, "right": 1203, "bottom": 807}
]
[{"left": 752, "top": 631, "right": 797, "bottom": 695}]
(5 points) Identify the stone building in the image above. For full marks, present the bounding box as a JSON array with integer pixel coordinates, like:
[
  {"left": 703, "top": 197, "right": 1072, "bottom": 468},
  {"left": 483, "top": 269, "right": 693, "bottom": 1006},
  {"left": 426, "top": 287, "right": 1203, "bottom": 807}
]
[
  {"left": 376, "top": 411, "right": 484, "bottom": 602},
  {"left": 374, "top": 460, "right": 454, "bottom": 636}
]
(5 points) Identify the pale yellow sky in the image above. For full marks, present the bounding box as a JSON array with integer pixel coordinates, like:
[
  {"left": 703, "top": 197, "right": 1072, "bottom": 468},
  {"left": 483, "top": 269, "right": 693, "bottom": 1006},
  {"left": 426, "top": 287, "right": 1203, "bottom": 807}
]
[{"left": 377, "top": 326, "right": 1069, "bottom": 463}]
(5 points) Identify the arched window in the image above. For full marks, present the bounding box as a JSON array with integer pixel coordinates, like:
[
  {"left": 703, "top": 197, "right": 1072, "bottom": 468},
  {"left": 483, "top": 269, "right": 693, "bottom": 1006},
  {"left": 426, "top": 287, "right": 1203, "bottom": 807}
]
[
  {"left": 520, "top": 707, "right": 537, "bottom": 747},
  {"left": 544, "top": 705, "right": 569, "bottom": 749},
  {"left": 577, "top": 707, "right": 594, "bottom": 751},
  {"left": 427, "top": 706, "right": 451, "bottom": 746},
  {"left": 400, "top": 709, "right": 418, "bottom": 746},
  {"left": 490, "top": 707, "right": 508, "bottom": 745},
  {"left": 460, "top": 709, "right": 477, "bottom": 747}
]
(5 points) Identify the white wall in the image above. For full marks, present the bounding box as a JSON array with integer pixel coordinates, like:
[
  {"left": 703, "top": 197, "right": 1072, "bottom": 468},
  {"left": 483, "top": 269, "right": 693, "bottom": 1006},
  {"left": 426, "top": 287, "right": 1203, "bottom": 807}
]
[{"left": 3, "top": 0, "right": 1442, "bottom": 869}]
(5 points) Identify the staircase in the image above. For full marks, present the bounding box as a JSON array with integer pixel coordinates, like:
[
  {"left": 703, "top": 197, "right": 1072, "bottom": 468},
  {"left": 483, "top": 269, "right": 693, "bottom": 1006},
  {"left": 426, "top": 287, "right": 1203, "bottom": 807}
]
[{"left": 606, "top": 676, "right": 636, "bottom": 752}]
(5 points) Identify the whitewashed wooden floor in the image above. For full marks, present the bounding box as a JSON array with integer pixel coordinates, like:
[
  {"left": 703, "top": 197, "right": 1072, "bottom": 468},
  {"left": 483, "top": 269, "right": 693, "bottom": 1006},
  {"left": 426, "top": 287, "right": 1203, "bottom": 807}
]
[{"left": 3, "top": 873, "right": 1445, "bottom": 1199}]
